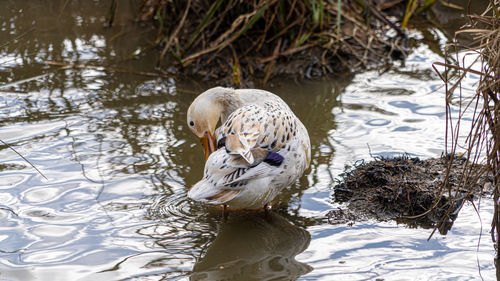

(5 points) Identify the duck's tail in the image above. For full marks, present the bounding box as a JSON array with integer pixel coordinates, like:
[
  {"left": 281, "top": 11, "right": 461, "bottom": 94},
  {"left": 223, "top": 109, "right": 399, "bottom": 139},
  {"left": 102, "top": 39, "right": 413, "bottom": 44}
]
[{"left": 188, "top": 180, "right": 242, "bottom": 204}]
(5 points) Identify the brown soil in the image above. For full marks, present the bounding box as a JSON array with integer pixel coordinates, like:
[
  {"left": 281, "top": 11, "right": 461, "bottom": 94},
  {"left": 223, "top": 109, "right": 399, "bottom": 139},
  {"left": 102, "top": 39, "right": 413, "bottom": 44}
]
[{"left": 328, "top": 155, "right": 492, "bottom": 234}]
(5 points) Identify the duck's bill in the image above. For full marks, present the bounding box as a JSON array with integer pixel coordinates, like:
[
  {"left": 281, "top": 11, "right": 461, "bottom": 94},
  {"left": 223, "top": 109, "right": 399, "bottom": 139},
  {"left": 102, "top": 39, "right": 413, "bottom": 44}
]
[{"left": 200, "top": 131, "right": 216, "bottom": 162}]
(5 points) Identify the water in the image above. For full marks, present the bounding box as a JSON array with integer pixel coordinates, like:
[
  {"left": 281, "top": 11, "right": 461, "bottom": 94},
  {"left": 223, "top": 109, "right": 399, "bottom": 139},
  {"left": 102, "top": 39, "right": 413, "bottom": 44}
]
[{"left": 0, "top": 1, "right": 496, "bottom": 280}]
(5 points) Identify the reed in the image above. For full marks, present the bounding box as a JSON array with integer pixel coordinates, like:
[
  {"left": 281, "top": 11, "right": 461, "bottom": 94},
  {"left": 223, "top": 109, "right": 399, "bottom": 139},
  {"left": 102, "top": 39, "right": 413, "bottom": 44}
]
[{"left": 434, "top": 1, "right": 500, "bottom": 255}]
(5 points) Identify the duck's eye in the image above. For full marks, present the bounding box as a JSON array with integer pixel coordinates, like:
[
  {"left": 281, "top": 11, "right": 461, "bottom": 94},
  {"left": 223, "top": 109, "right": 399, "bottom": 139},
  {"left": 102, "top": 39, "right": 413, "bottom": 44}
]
[{"left": 189, "top": 121, "right": 194, "bottom": 127}]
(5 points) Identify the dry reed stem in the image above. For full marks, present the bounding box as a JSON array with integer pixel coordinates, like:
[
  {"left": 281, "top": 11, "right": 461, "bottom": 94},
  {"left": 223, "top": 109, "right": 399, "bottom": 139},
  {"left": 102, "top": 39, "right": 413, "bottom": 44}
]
[{"left": 434, "top": 0, "right": 500, "bottom": 254}]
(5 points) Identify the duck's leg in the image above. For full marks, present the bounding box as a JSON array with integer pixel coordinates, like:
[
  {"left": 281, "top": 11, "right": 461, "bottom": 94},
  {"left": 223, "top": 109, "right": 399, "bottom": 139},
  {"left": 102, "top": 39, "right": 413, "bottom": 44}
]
[
  {"left": 264, "top": 203, "right": 270, "bottom": 218},
  {"left": 223, "top": 204, "right": 228, "bottom": 220}
]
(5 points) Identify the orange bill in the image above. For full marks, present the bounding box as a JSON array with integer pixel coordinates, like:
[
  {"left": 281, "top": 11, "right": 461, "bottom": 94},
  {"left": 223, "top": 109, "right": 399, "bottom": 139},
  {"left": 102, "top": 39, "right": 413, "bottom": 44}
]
[{"left": 199, "top": 130, "right": 216, "bottom": 162}]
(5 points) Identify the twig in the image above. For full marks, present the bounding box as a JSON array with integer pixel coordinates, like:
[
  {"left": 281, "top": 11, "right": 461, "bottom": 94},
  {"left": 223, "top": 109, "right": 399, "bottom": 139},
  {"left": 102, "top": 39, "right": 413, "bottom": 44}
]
[
  {"left": 158, "top": 0, "right": 192, "bottom": 65},
  {"left": 433, "top": 61, "right": 493, "bottom": 79},
  {"left": 0, "top": 206, "right": 18, "bottom": 217},
  {"left": 44, "top": 61, "right": 170, "bottom": 78},
  {"left": 0, "top": 72, "right": 54, "bottom": 90},
  {"left": 107, "top": 0, "right": 118, "bottom": 28},
  {"left": 0, "top": 28, "right": 34, "bottom": 49},
  {"left": 0, "top": 139, "right": 48, "bottom": 180},
  {"left": 367, "top": 143, "right": 374, "bottom": 159},
  {"left": 359, "top": 0, "right": 407, "bottom": 38},
  {"left": 259, "top": 43, "right": 314, "bottom": 63}
]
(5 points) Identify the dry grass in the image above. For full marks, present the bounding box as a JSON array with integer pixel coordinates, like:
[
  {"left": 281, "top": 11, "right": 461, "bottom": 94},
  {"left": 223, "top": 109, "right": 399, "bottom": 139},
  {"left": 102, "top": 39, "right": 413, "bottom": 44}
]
[
  {"left": 434, "top": 1, "right": 500, "bottom": 254},
  {"left": 137, "top": 0, "right": 425, "bottom": 85}
]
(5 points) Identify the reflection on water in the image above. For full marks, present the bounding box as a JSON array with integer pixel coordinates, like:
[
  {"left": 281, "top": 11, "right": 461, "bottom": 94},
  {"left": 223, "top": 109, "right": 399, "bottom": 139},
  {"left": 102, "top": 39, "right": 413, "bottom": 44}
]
[
  {"left": 0, "top": 0, "right": 497, "bottom": 280},
  {"left": 191, "top": 212, "right": 312, "bottom": 281}
]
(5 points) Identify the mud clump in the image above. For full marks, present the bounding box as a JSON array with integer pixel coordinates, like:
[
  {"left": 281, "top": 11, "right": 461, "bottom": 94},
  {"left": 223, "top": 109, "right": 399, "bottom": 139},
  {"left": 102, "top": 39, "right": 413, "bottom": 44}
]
[{"left": 329, "top": 155, "right": 491, "bottom": 234}]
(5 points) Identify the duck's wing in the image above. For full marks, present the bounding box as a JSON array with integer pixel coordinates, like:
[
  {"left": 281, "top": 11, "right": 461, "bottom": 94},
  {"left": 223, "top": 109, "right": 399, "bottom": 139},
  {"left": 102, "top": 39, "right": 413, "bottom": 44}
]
[
  {"left": 218, "top": 105, "right": 262, "bottom": 164},
  {"left": 218, "top": 103, "right": 299, "bottom": 165},
  {"left": 188, "top": 149, "right": 277, "bottom": 204}
]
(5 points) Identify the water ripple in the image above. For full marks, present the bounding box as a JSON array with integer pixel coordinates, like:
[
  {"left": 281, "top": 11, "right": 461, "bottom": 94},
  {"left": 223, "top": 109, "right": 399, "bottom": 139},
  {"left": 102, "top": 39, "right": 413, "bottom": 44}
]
[{"left": 150, "top": 192, "right": 193, "bottom": 220}]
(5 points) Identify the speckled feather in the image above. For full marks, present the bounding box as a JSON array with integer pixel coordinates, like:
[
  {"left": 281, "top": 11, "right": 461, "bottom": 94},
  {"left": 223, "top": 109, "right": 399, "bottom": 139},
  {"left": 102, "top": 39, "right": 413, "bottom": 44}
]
[{"left": 218, "top": 102, "right": 298, "bottom": 165}]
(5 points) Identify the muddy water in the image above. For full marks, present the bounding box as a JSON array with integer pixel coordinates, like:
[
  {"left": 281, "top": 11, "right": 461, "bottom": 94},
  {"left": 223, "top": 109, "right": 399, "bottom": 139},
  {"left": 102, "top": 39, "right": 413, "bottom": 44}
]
[{"left": 0, "top": 1, "right": 496, "bottom": 280}]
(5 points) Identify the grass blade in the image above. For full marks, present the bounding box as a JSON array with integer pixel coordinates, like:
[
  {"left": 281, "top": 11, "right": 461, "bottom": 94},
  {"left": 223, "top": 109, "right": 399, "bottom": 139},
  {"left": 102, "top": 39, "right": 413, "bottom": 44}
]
[
  {"left": 185, "top": 0, "right": 226, "bottom": 52},
  {"left": 238, "top": 2, "right": 270, "bottom": 37}
]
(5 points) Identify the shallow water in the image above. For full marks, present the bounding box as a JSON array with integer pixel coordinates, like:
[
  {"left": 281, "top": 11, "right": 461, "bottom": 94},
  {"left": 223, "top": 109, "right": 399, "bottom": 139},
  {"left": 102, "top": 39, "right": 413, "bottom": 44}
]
[{"left": 0, "top": 1, "right": 497, "bottom": 280}]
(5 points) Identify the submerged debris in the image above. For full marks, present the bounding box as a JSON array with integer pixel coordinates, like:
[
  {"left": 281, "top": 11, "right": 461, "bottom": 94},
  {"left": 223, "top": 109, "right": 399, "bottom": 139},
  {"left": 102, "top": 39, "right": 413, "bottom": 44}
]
[{"left": 329, "top": 155, "right": 491, "bottom": 234}]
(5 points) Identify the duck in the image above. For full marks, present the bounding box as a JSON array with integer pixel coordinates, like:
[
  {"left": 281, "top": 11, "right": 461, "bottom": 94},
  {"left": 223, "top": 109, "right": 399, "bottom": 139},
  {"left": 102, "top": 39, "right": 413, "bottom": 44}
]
[{"left": 186, "top": 87, "right": 310, "bottom": 209}]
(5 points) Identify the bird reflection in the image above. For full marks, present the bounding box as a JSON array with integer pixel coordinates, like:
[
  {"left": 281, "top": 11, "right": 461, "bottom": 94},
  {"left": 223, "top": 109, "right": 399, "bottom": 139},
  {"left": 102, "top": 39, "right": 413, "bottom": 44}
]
[{"left": 190, "top": 211, "right": 312, "bottom": 281}]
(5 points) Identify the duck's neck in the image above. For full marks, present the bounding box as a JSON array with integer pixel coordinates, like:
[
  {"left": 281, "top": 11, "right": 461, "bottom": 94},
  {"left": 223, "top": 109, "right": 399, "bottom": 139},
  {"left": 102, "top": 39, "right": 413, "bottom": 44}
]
[{"left": 213, "top": 88, "right": 243, "bottom": 123}]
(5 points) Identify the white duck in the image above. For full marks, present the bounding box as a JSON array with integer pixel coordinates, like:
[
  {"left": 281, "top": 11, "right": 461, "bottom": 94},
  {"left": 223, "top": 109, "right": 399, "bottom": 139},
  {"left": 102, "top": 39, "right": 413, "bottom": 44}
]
[{"left": 186, "top": 87, "right": 310, "bottom": 209}]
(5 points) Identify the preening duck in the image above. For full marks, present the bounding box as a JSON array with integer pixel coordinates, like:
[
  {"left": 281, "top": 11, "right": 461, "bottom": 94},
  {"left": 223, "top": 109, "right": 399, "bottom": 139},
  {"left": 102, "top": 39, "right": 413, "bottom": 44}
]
[{"left": 186, "top": 87, "right": 310, "bottom": 209}]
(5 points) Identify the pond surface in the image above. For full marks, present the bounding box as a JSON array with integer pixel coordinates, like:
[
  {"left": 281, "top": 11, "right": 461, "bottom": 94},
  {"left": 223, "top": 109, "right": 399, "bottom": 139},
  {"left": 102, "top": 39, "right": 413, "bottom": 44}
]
[{"left": 0, "top": 1, "right": 497, "bottom": 280}]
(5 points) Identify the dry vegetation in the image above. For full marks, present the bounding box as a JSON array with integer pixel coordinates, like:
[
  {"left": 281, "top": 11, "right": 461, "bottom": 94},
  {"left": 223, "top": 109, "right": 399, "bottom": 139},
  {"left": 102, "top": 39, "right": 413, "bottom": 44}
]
[
  {"left": 435, "top": 1, "right": 500, "bottom": 255},
  {"left": 138, "top": 0, "right": 435, "bottom": 85}
]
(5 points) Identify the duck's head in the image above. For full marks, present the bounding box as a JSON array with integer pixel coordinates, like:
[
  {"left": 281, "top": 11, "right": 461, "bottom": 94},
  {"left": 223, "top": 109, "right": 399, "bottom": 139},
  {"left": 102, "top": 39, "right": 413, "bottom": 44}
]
[{"left": 187, "top": 88, "right": 227, "bottom": 161}]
